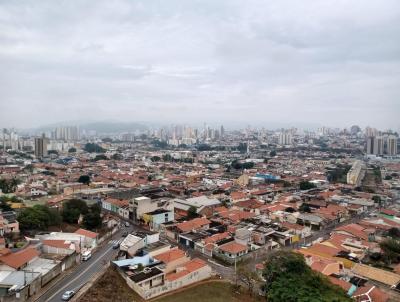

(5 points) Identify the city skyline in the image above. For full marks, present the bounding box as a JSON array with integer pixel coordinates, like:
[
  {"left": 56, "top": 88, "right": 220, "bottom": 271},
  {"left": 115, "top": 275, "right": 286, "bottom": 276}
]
[{"left": 1, "top": 0, "right": 400, "bottom": 129}]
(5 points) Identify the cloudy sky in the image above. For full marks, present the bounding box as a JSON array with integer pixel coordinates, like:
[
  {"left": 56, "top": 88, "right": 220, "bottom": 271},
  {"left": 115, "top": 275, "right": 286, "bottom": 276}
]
[{"left": 0, "top": 0, "right": 399, "bottom": 130}]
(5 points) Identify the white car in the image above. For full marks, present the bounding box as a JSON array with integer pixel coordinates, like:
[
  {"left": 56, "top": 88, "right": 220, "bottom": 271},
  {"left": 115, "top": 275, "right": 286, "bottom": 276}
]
[{"left": 62, "top": 290, "right": 75, "bottom": 301}]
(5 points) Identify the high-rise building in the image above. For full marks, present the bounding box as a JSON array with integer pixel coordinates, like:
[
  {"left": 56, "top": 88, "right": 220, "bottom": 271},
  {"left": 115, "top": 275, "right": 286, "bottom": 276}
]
[
  {"left": 34, "top": 134, "right": 48, "bottom": 158},
  {"left": 54, "top": 126, "right": 79, "bottom": 141},
  {"left": 386, "top": 135, "right": 398, "bottom": 155},
  {"left": 366, "top": 135, "right": 398, "bottom": 156},
  {"left": 279, "top": 132, "right": 293, "bottom": 146}
]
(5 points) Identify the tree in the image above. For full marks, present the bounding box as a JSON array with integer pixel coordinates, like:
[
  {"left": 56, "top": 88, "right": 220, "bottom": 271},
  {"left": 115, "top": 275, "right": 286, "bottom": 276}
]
[
  {"left": 62, "top": 199, "right": 88, "bottom": 224},
  {"left": 101, "top": 137, "right": 113, "bottom": 143},
  {"left": 83, "top": 211, "right": 102, "bottom": 230},
  {"left": 18, "top": 205, "right": 61, "bottom": 232},
  {"left": 83, "top": 143, "right": 105, "bottom": 153},
  {"left": 187, "top": 206, "right": 198, "bottom": 219},
  {"left": 237, "top": 265, "right": 259, "bottom": 294},
  {"left": 0, "top": 178, "right": 20, "bottom": 193},
  {"left": 78, "top": 175, "right": 90, "bottom": 185},
  {"left": 0, "top": 199, "right": 12, "bottom": 211},
  {"left": 380, "top": 239, "right": 400, "bottom": 264},
  {"left": 270, "top": 150, "right": 277, "bottom": 157},
  {"left": 68, "top": 147, "right": 77, "bottom": 153},
  {"left": 372, "top": 195, "right": 381, "bottom": 204},
  {"left": 299, "top": 181, "right": 316, "bottom": 190},
  {"left": 299, "top": 203, "right": 311, "bottom": 213},
  {"left": 262, "top": 250, "right": 351, "bottom": 302},
  {"left": 93, "top": 154, "right": 108, "bottom": 161},
  {"left": 48, "top": 150, "right": 59, "bottom": 155},
  {"left": 387, "top": 228, "right": 400, "bottom": 239},
  {"left": 151, "top": 156, "right": 161, "bottom": 162},
  {"left": 112, "top": 153, "right": 123, "bottom": 160}
]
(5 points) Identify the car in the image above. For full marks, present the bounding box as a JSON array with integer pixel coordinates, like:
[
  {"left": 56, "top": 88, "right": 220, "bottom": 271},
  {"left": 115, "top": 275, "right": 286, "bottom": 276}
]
[
  {"left": 81, "top": 250, "right": 92, "bottom": 261},
  {"left": 62, "top": 290, "right": 75, "bottom": 301},
  {"left": 112, "top": 242, "right": 120, "bottom": 249},
  {"left": 122, "top": 231, "right": 129, "bottom": 237},
  {"left": 124, "top": 221, "right": 130, "bottom": 227}
]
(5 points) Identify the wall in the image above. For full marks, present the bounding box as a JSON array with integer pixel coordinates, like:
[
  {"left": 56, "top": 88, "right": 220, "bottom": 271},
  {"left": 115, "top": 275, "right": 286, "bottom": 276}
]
[
  {"left": 41, "top": 262, "right": 62, "bottom": 286},
  {"left": 118, "top": 265, "right": 212, "bottom": 300}
]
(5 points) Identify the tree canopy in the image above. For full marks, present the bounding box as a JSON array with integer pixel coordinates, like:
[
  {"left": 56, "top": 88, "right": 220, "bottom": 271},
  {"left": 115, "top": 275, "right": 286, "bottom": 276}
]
[
  {"left": 62, "top": 199, "right": 89, "bottom": 224},
  {"left": 18, "top": 205, "right": 61, "bottom": 232},
  {"left": 83, "top": 143, "right": 106, "bottom": 153},
  {"left": 0, "top": 178, "right": 20, "bottom": 194},
  {"left": 78, "top": 175, "right": 90, "bottom": 185},
  {"left": 299, "top": 181, "right": 316, "bottom": 190},
  {"left": 262, "top": 251, "right": 351, "bottom": 302}
]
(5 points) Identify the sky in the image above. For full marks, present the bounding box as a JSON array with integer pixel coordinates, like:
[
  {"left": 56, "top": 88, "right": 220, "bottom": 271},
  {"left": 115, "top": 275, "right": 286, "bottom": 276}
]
[{"left": 0, "top": 0, "right": 400, "bottom": 130}]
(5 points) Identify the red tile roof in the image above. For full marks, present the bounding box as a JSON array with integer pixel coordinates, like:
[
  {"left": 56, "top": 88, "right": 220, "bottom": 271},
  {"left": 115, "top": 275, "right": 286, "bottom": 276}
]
[
  {"left": 75, "top": 228, "right": 98, "bottom": 239},
  {"left": 176, "top": 218, "right": 210, "bottom": 233},
  {"left": 166, "top": 258, "right": 207, "bottom": 281},
  {"left": 219, "top": 241, "right": 247, "bottom": 254},
  {"left": 154, "top": 248, "right": 186, "bottom": 264},
  {"left": 0, "top": 247, "right": 39, "bottom": 269}
]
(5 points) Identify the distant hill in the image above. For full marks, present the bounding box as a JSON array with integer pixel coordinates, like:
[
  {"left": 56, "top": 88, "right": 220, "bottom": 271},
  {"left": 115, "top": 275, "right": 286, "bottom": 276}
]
[
  {"left": 29, "top": 121, "right": 148, "bottom": 135},
  {"left": 79, "top": 122, "right": 148, "bottom": 133}
]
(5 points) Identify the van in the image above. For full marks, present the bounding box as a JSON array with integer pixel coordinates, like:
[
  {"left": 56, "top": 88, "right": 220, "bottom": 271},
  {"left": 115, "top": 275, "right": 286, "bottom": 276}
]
[{"left": 81, "top": 250, "right": 92, "bottom": 261}]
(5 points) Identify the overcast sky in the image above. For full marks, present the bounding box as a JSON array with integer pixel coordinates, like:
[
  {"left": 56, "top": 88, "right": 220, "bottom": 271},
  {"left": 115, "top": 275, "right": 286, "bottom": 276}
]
[{"left": 1, "top": 0, "right": 399, "bottom": 130}]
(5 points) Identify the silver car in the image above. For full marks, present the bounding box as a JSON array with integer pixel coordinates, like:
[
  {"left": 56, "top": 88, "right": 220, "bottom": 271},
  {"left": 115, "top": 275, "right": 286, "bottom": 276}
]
[{"left": 62, "top": 290, "right": 75, "bottom": 301}]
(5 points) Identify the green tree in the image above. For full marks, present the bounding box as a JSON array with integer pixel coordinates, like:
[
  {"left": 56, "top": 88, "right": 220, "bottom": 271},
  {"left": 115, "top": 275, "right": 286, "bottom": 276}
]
[
  {"left": 187, "top": 206, "right": 198, "bottom": 219},
  {"left": 0, "top": 178, "right": 20, "bottom": 194},
  {"left": 299, "top": 203, "right": 312, "bottom": 213},
  {"left": 0, "top": 199, "right": 12, "bottom": 211},
  {"left": 112, "top": 153, "right": 123, "bottom": 160},
  {"left": 380, "top": 238, "right": 400, "bottom": 264},
  {"left": 18, "top": 205, "right": 61, "bottom": 232},
  {"left": 68, "top": 147, "right": 77, "bottom": 153},
  {"left": 262, "top": 251, "right": 351, "bottom": 302},
  {"left": 93, "top": 154, "right": 108, "bottom": 161},
  {"left": 387, "top": 228, "right": 400, "bottom": 239},
  {"left": 48, "top": 150, "right": 59, "bottom": 155},
  {"left": 270, "top": 150, "right": 277, "bottom": 157},
  {"left": 83, "top": 211, "right": 102, "bottom": 230},
  {"left": 62, "top": 199, "right": 88, "bottom": 224},
  {"left": 78, "top": 175, "right": 90, "bottom": 185},
  {"left": 299, "top": 181, "right": 316, "bottom": 190},
  {"left": 83, "top": 143, "right": 105, "bottom": 153}
]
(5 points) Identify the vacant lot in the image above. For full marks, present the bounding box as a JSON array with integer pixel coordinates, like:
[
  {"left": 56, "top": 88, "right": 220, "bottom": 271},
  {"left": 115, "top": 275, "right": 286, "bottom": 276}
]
[
  {"left": 154, "top": 281, "right": 262, "bottom": 302},
  {"left": 78, "top": 268, "right": 139, "bottom": 302},
  {"left": 78, "top": 268, "right": 261, "bottom": 302}
]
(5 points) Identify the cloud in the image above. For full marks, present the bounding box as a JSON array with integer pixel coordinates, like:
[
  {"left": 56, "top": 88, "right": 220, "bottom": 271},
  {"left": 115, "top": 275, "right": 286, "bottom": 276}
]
[{"left": 0, "top": 0, "right": 399, "bottom": 130}]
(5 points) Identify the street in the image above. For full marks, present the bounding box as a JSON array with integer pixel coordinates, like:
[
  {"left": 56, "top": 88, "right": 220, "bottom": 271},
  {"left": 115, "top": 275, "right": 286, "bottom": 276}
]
[{"left": 35, "top": 229, "right": 126, "bottom": 302}]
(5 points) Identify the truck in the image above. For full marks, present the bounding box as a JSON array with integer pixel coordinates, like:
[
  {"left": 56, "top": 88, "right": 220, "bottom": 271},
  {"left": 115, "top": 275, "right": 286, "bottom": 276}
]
[{"left": 81, "top": 250, "right": 92, "bottom": 261}]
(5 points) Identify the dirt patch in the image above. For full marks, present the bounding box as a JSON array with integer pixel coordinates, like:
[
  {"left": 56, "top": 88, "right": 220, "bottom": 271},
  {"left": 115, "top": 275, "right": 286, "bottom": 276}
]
[{"left": 78, "top": 267, "right": 140, "bottom": 302}]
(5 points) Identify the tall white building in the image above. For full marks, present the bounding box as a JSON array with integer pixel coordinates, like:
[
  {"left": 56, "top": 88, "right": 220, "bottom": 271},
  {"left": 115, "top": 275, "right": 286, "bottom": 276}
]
[{"left": 279, "top": 133, "right": 293, "bottom": 146}]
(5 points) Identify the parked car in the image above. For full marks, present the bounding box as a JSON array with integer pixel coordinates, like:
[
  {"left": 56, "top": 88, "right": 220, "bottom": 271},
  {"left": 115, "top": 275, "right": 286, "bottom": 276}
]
[
  {"left": 125, "top": 221, "right": 130, "bottom": 227},
  {"left": 62, "top": 290, "right": 75, "bottom": 301},
  {"left": 112, "top": 242, "right": 120, "bottom": 249},
  {"left": 122, "top": 231, "right": 129, "bottom": 237},
  {"left": 81, "top": 250, "right": 92, "bottom": 261}
]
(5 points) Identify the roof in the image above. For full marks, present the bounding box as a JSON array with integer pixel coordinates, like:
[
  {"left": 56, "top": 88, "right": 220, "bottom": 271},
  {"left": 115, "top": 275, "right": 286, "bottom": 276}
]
[
  {"left": 74, "top": 228, "right": 98, "bottom": 239},
  {"left": 154, "top": 248, "right": 186, "bottom": 264},
  {"left": 353, "top": 285, "right": 389, "bottom": 302},
  {"left": 219, "top": 241, "right": 248, "bottom": 254},
  {"left": 0, "top": 247, "right": 39, "bottom": 269},
  {"left": 352, "top": 263, "right": 400, "bottom": 287},
  {"left": 166, "top": 258, "right": 207, "bottom": 281},
  {"left": 105, "top": 198, "right": 129, "bottom": 207},
  {"left": 42, "top": 240, "right": 73, "bottom": 249},
  {"left": 177, "top": 217, "right": 211, "bottom": 233}
]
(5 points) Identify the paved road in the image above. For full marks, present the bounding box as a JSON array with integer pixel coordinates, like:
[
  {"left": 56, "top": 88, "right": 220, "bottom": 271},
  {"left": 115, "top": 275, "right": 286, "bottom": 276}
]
[{"left": 35, "top": 229, "right": 127, "bottom": 302}]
